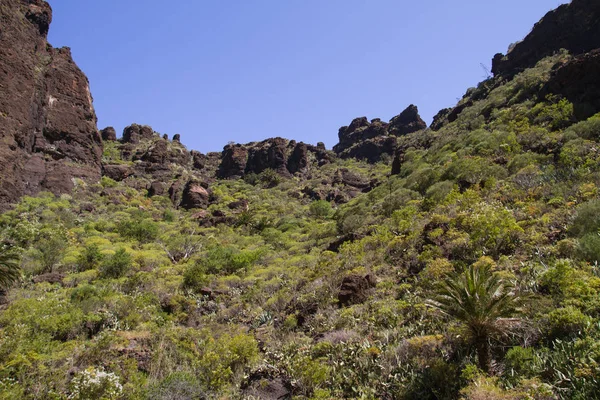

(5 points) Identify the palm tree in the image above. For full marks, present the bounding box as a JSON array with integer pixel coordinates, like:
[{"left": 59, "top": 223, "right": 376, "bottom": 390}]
[
  {"left": 427, "top": 264, "right": 522, "bottom": 373},
  {"left": 0, "top": 245, "right": 21, "bottom": 289}
]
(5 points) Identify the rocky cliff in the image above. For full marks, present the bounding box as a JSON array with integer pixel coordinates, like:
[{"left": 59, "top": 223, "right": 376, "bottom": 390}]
[
  {"left": 492, "top": 0, "right": 600, "bottom": 77},
  {"left": 0, "top": 0, "right": 103, "bottom": 208}
]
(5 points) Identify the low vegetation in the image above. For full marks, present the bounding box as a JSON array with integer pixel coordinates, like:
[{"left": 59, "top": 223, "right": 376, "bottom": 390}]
[{"left": 1, "top": 53, "right": 600, "bottom": 399}]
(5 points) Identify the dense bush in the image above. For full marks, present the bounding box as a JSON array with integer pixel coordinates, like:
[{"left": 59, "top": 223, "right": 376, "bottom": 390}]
[{"left": 100, "top": 248, "right": 132, "bottom": 278}]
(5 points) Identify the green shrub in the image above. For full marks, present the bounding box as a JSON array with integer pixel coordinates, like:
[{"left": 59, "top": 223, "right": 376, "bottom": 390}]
[
  {"left": 259, "top": 168, "right": 281, "bottom": 188},
  {"left": 570, "top": 199, "right": 600, "bottom": 237},
  {"left": 577, "top": 233, "right": 600, "bottom": 263},
  {"left": 546, "top": 306, "right": 591, "bottom": 340},
  {"left": 563, "top": 113, "right": 600, "bottom": 140},
  {"left": 243, "top": 172, "right": 260, "bottom": 186},
  {"left": 117, "top": 217, "right": 159, "bottom": 243},
  {"left": 146, "top": 372, "right": 205, "bottom": 400},
  {"left": 100, "top": 176, "right": 118, "bottom": 188},
  {"left": 76, "top": 244, "right": 104, "bottom": 272},
  {"left": 182, "top": 262, "right": 208, "bottom": 293},
  {"left": 100, "top": 248, "right": 132, "bottom": 279},
  {"left": 33, "top": 235, "right": 68, "bottom": 274},
  {"left": 309, "top": 200, "right": 333, "bottom": 219},
  {"left": 503, "top": 346, "right": 537, "bottom": 383}
]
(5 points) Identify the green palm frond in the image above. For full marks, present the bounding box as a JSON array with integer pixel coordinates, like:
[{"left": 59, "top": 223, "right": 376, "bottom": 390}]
[
  {"left": 427, "top": 264, "right": 522, "bottom": 339},
  {"left": 0, "top": 246, "right": 21, "bottom": 288}
]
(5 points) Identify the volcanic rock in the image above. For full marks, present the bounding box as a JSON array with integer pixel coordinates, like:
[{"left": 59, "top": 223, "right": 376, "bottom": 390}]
[
  {"left": 0, "top": 0, "right": 103, "bottom": 209},
  {"left": 388, "top": 104, "right": 427, "bottom": 136},
  {"left": 245, "top": 137, "right": 290, "bottom": 176},
  {"left": 430, "top": 108, "right": 452, "bottom": 131},
  {"left": 191, "top": 150, "right": 207, "bottom": 170},
  {"left": 122, "top": 124, "right": 154, "bottom": 144},
  {"left": 287, "top": 142, "right": 309, "bottom": 174},
  {"left": 542, "top": 49, "right": 600, "bottom": 120},
  {"left": 180, "top": 180, "right": 211, "bottom": 210},
  {"left": 101, "top": 127, "right": 117, "bottom": 141},
  {"left": 492, "top": 0, "right": 600, "bottom": 77},
  {"left": 218, "top": 144, "right": 248, "bottom": 178},
  {"left": 148, "top": 181, "right": 165, "bottom": 197},
  {"left": 102, "top": 164, "right": 133, "bottom": 181}
]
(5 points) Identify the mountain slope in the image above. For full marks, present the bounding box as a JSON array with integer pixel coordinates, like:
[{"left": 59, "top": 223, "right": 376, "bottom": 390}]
[{"left": 1, "top": 0, "right": 600, "bottom": 399}]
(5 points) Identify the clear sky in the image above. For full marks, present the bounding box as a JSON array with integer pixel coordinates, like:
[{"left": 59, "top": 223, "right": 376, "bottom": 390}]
[{"left": 47, "top": 0, "right": 568, "bottom": 153}]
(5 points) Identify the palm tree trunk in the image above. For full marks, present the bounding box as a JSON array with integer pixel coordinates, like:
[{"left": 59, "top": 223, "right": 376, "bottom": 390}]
[{"left": 475, "top": 336, "right": 492, "bottom": 374}]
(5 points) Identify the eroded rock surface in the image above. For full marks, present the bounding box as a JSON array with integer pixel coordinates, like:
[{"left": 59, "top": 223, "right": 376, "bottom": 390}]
[
  {"left": 0, "top": 0, "right": 103, "bottom": 208},
  {"left": 492, "top": 0, "right": 600, "bottom": 77}
]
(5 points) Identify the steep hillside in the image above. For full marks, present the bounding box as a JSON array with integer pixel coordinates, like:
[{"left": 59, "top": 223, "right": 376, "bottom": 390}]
[{"left": 1, "top": 0, "right": 600, "bottom": 399}]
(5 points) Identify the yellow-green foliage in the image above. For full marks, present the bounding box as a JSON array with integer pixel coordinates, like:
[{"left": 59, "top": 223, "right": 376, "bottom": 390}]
[{"left": 2, "top": 51, "right": 600, "bottom": 399}]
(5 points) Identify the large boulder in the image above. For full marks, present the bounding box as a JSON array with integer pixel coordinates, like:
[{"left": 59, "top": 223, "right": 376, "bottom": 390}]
[
  {"left": 180, "top": 180, "right": 211, "bottom": 210},
  {"left": 333, "top": 118, "right": 395, "bottom": 162},
  {"left": 102, "top": 164, "right": 133, "bottom": 181},
  {"left": 0, "top": 0, "right": 103, "bottom": 209}
]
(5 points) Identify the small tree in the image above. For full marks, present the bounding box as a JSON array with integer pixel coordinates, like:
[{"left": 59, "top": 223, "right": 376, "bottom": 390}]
[
  {"left": 427, "top": 264, "right": 523, "bottom": 373},
  {"left": 100, "top": 248, "right": 132, "bottom": 279}
]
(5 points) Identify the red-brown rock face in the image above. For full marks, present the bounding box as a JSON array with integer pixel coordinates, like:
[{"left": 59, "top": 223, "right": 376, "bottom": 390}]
[{"left": 0, "top": 0, "right": 103, "bottom": 209}]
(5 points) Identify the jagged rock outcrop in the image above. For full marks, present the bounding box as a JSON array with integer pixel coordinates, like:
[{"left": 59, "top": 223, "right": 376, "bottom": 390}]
[
  {"left": 191, "top": 150, "right": 206, "bottom": 170},
  {"left": 542, "top": 49, "right": 600, "bottom": 120},
  {"left": 101, "top": 127, "right": 117, "bottom": 141},
  {"left": 430, "top": 108, "right": 452, "bottom": 131},
  {"left": 245, "top": 137, "right": 290, "bottom": 176},
  {"left": 122, "top": 124, "right": 154, "bottom": 144},
  {"left": 0, "top": 0, "right": 103, "bottom": 208},
  {"left": 332, "top": 105, "right": 427, "bottom": 163},
  {"left": 217, "top": 138, "right": 330, "bottom": 179},
  {"left": 218, "top": 144, "right": 249, "bottom": 178},
  {"left": 287, "top": 142, "right": 309, "bottom": 174},
  {"left": 388, "top": 104, "right": 427, "bottom": 136},
  {"left": 492, "top": 0, "right": 600, "bottom": 77}
]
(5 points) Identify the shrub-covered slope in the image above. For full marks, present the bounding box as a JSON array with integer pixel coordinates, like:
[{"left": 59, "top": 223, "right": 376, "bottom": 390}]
[{"left": 2, "top": 0, "right": 600, "bottom": 399}]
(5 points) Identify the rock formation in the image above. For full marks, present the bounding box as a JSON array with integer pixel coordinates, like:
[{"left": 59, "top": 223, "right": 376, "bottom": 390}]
[
  {"left": 101, "top": 127, "right": 117, "bottom": 141},
  {"left": 542, "top": 49, "right": 600, "bottom": 120},
  {"left": 217, "top": 138, "right": 331, "bottom": 179},
  {"left": 0, "top": 0, "right": 103, "bottom": 208},
  {"left": 332, "top": 105, "right": 427, "bottom": 163},
  {"left": 388, "top": 104, "right": 427, "bottom": 136},
  {"left": 492, "top": 0, "right": 600, "bottom": 77}
]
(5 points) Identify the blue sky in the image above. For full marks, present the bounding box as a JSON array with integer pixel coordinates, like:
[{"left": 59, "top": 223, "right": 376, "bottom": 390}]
[{"left": 48, "top": 0, "right": 568, "bottom": 153}]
